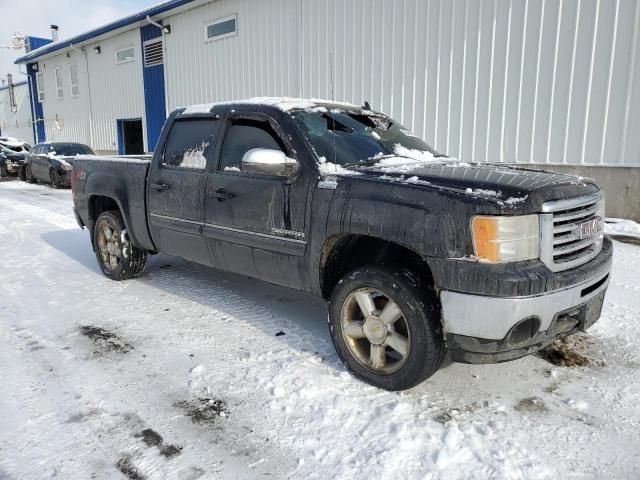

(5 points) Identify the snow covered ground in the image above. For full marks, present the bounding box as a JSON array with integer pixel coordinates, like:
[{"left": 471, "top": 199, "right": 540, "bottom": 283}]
[{"left": 1, "top": 179, "right": 639, "bottom": 480}]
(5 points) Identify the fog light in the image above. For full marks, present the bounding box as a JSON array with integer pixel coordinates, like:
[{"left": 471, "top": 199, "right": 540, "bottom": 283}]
[{"left": 506, "top": 317, "right": 540, "bottom": 347}]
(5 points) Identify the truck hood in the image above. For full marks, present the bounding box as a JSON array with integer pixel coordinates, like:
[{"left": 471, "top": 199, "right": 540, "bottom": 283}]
[{"left": 344, "top": 160, "right": 600, "bottom": 209}]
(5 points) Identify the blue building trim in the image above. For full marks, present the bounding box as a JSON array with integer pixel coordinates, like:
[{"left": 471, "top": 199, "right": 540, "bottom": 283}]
[
  {"left": 25, "top": 36, "right": 52, "bottom": 144},
  {"left": 14, "top": 0, "right": 195, "bottom": 64},
  {"left": 140, "top": 24, "right": 167, "bottom": 152}
]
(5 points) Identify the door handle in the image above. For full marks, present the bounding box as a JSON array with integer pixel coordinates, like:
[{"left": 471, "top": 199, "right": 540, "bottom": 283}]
[
  {"left": 150, "top": 182, "right": 170, "bottom": 191},
  {"left": 209, "top": 188, "right": 235, "bottom": 202}
]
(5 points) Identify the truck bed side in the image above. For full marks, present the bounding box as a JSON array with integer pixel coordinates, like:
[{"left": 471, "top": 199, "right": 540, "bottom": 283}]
[{"left": 73, "top": 155, "right": 155, "bottom": 251}]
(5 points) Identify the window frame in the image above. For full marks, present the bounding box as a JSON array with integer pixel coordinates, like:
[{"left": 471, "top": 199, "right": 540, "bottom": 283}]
[
  {"left": 160, "top": 116, "right": 221, "bottom": 171},
  {"left": 54, "top": 67, "right": 64, "bottom": 99},
  {"left": 114, "top": 46, "right": 135, "bottom": 65},
  {"left": 68, "top": 62, "right": 79, "bottom": 97},
  {"left": 204, "top": 14, "right": 238, "bottom": 43},
  {"left": 216, "top": 112, "right": 294, "bottom": 179},
  {"left": 36, "top": 72, "right": 45, "bottom": 102}
]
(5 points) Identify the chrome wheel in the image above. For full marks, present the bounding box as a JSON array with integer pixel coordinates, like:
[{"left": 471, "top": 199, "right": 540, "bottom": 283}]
[
  {"left": 96, "top": 220, "right": 121, "bottom": 271},
  {"left": 340, "top": 287, "right": 410, "bottom": 374}
]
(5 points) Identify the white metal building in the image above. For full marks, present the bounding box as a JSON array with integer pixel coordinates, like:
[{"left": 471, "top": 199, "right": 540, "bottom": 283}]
[
  {"left": 0, "top": 80, "right": 34, "bottom": 145},
  {"left": 13, "top": 0, "right": 640, "bottom": 215}
]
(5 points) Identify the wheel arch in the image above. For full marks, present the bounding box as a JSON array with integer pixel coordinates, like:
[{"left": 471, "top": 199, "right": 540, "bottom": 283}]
[{"left": 319, "top": 234, "right": 436, "bottom": 300}]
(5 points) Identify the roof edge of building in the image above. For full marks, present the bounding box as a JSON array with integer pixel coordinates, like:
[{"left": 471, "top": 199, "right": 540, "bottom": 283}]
[{"left": 14, "top": 0, "right": 197, "bottom": 64}]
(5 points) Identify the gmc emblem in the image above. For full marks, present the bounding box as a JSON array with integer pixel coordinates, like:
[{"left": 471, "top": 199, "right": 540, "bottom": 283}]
[{"left": 579, "top": 218, "right": 602, "bottom": 239}]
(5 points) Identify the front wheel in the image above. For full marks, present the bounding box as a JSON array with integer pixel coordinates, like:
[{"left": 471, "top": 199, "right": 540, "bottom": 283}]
[
  {"left": 328, "top": 265, "right": 446, "bottom": 391},
  {"left": 25, "top": 165, "right": 36, "bottom": 183},
  {"left": 49, "top": 169, "right": 62, "bottom": 188},
  {"left": 93, "top": 210, "right": 148, "bottom": 280},
  {"left": 0, "top": 164, "right": 7, "bottom": 177}
]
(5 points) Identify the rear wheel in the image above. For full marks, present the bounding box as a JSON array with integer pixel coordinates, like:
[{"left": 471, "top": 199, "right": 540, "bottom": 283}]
[
  {"left": 0, "top": 164, "right": 7, "bottom": 177},
  {"left": 93, "top": 210, "right": 147, "bottom": 280},
  {"left": 49, "top": 169, "right": 62, "bottom": 188},
  {"left": 328, "top": 265, "right": 446, "bottom": 391},
  {"left": 25, "top": 165, "right": 36, "bottom": 183}
]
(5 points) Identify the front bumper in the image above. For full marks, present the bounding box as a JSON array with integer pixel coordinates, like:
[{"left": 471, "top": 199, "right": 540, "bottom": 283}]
[
  {"left": 440, "top": 239, "right": 612, "bottom": 364},
  {"left": 4, "top": 159, "right": 24, "bottom": 173}
]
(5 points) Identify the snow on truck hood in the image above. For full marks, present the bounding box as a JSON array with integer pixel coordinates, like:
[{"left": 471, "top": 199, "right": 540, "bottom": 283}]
[{"left": 318, "top": 146, "right": 599, "bottom": 207}]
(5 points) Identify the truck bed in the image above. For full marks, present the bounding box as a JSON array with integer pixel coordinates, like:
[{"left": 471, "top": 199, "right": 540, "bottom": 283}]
[{"left": 73, "top": 154, "right": 155, "bottom": 251}]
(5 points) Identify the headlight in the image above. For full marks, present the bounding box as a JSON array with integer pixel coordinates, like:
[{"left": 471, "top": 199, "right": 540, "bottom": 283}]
[{"left": 471, "top": 215, "right": 539, "bottom": 262}]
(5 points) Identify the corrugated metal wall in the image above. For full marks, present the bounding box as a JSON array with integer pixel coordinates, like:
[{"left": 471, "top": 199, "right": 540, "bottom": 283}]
[
  {"left": 165, "top": 0, "right": 640, "bottom": 166},
  {"left": 38, "top": 29, "right": 146, "bottom": 151},
  {"left": 164, "top": 0, "right": 301, "bottom": 109},
  {"left": 0, "top": 83, "right": 34, "bottom": 145}
]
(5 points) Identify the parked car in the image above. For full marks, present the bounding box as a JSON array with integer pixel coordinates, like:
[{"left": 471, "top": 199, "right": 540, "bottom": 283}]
[
  {"left": 25, "top": 142, "right": 96, "bottom": 188},
  {"left": 72, "top": 98, "right": 611, "bottom": 391},
  {"left": 0, "top": 136, "right": 30, "bottom": 153},
  {"left": 0, "top": 145, "right": 27, "bottom": 177}
]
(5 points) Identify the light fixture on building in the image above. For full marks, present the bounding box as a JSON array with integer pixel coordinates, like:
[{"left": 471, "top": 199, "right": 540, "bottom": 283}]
[
  {"left": 94, "top": 46, "right": 101, "bottom": 54},
  {"left": 32, "top": 63, "right": 39, "bottom": 72},
  {"left": 162, "top": 24, "right": 171, "bottom": 34}
]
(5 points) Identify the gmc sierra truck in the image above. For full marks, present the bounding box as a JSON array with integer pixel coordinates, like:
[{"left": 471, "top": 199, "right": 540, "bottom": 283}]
[{"left": 72, "top": 98, "right": 612, "bottom": 391}]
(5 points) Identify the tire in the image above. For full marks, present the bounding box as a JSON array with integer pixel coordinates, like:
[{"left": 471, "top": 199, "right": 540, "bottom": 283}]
[
  {"left": 328, "top": 265, "right": 446, "bottom": 391},
  {"left": 93, "top": 210, "right": 148, "bottom": 281},
  {"left": 0, "top": 164, "right": 7, "bottom": 178},
  {"left": 49, "top": 169, "right": 62, "bottom": 188},
  {"left": 25, "top": 165, "right": 36, "bottom": 183},
  {"left": 18, "top": 165, "right": 26, "bottom": 181}
]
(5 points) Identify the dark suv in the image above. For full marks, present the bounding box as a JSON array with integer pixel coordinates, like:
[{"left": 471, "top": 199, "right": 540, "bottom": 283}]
[{"left": 25, "top": 142, "right": 95, "bottom": 187}]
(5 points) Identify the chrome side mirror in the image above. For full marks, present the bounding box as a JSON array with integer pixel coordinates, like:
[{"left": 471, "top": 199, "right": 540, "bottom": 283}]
[{"left": 241, "top": 148, "right": 299, "bottom": 178}]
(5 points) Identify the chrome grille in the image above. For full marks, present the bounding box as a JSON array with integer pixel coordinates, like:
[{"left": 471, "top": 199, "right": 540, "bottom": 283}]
[{"left": 540, "top": 192, "right": 605, "bottom": 272}]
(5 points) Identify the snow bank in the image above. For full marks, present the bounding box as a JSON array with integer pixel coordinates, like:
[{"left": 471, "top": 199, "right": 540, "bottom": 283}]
[{"left": 605, "top": 218, "right": 640, "bottom": 238}]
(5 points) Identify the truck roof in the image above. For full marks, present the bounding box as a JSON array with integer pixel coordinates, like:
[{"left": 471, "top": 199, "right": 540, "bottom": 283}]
[{"left": 177, "top": 97, "right": 366, "bottom": 116}]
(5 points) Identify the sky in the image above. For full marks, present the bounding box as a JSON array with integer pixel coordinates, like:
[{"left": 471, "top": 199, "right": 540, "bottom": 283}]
[{"left": 0, "top": 0, "right": 157, "bottom": 81}]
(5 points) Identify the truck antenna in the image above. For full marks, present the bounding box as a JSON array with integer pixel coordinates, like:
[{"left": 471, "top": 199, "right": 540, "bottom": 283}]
[{"left": 329, "top": 52, "right": 335, "bottom": 102}]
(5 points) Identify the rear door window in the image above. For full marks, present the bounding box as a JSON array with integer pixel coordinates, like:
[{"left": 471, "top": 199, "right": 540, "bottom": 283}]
[
  {"left": 219, "top": 118, "right": 285, "bottom": 172},
  {"left": 163, "top": 118, "right": 219, "bottom": 169}
]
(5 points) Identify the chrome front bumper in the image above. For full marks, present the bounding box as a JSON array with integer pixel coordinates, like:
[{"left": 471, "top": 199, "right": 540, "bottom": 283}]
[
  {"left": 440, "top": 265, "right": 610, "bottom": 363},
  {"left": 441, "top": 270, "right": 610, "bottom": 340}
]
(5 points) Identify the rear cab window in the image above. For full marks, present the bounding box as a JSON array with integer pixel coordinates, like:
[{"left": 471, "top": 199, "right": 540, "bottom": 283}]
[{"left": 163, "top": 118, "right": 219, "bottom": 170}]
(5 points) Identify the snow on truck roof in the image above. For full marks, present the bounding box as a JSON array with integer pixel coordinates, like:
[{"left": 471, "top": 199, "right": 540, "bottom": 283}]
[{"left": 179, "top": 97, "right": 362, "bottom": 115}]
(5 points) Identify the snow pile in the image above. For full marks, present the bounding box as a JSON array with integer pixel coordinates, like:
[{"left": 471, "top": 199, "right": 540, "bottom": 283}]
[
  {"left": 317, "top": 156, "right": 362, "bottom": 177},
  {"left": 605, "top": 218, "right": 640, "bottom": 238},
  {"left": 182, "top": 103, "right": 215, "bottom": 115},
  {"left": 504, "top": 195, "right": 529, "bottom": 206},
  {"left": 465, "top": 188, "right": 501, "bottom": 198},
  {"left": 180, "top": 141, "right": 209, "bottom": 169}
]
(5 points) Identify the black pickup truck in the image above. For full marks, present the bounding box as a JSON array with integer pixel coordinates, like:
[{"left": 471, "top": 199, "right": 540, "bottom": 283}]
[{"left": 72, "top": 98, "right": 612, "bottom": 390}]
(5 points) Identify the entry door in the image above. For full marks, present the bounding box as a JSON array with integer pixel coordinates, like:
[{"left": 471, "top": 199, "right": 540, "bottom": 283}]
[
  {"left": 118, "top": 119, "right": 144, "bottom": 155},
  {"left": 204, "top": 113, "right": 309, "bottom": 288},
  {"left": 147, "top": 116, "right": 220, "bottom": 265}
]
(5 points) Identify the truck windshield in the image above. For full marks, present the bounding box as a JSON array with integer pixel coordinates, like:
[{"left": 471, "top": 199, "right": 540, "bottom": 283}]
[{"left": 290, "top": 110, "right": 441, "bottom": 166}]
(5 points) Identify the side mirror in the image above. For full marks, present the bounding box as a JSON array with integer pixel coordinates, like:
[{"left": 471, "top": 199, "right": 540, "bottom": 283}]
[{"left": 241, "top": 148, "right": 299, "bottom": 178}]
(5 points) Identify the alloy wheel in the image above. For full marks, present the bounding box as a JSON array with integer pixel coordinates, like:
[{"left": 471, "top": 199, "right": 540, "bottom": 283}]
[{"left": 340, "top": 287, "right": 411, "bottom": 374}]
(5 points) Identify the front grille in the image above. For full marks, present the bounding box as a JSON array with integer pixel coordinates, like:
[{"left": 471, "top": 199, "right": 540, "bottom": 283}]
[{"left": 540, "top": 193, "right": 605, "bottom": 272}]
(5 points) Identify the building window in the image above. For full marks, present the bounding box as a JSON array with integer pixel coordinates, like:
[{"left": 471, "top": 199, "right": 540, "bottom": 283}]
[
  {"left": 54, "top": 67, "right": 63, "bottom": 99},
  {"left": 204, "top": 14, "right": 237, "bottom": 42},
  {"left": 36, "top": 72, "right": 45, "bottom": 102},
  {"left": 69, "top": 62, "right": 79, "bottom": 97},
  {"left": 115, "top": 46, "right": 134, "bottom": 64}
]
